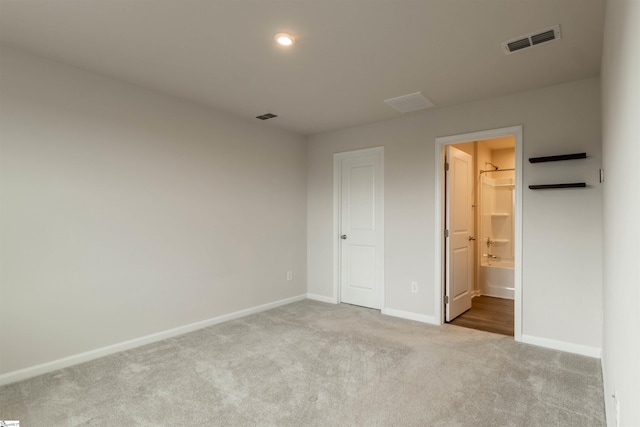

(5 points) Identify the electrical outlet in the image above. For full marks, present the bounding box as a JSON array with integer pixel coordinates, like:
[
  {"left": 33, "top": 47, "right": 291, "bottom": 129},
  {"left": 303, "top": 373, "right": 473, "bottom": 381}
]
[
  {"left": 287, "top": 271, "right": 293, "bottom": 281},
  {"left": 411, "top": 281, "right": 418, "bottom": 293}
]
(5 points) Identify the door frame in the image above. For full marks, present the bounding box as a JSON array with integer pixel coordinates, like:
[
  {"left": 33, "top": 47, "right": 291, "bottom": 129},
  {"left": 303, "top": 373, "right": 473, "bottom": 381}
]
[
  {"left": 333, "top": 146, "right": 385, "bottom": 307},
  {"left": 434, "top": 126, "right": 523, "bottom": 341}
]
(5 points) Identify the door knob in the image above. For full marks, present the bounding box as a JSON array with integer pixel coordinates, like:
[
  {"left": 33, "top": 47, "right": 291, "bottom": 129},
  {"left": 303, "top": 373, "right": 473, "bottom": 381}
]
[
  {"left": 469, "top": 236, "right": 476, "bottom": 241},
  {"left": 341, "top": 234, "right": 347, "bottom": 240}
]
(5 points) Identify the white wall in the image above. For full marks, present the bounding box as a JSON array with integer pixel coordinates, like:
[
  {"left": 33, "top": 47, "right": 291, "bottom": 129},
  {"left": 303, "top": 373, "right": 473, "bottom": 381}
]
[
  {"left": 601, "top": 0, "right": 640, "bottom": 425},
  {"left": 307, "top": 78, "right": 603, "bottom": 354},
  {"left": 0, "top": 47, "right": 307, "bottom": 375}
]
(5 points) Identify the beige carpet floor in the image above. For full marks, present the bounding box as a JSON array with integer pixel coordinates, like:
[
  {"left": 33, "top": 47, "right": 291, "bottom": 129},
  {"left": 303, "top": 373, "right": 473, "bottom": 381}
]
[{"left": 0, "top": 300, "right": 605, "bottom": 426}]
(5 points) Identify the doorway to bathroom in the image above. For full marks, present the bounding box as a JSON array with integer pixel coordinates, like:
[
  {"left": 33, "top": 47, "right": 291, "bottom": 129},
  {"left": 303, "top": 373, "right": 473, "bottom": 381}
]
[{"left": 434, "top": 126, "right": 523, "bottom": 340}]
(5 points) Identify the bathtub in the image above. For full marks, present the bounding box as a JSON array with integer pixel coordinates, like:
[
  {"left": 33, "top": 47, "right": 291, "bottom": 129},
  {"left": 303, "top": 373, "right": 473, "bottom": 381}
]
[{"left": 480, "top": 259, "right": 514, "bottom": 299}]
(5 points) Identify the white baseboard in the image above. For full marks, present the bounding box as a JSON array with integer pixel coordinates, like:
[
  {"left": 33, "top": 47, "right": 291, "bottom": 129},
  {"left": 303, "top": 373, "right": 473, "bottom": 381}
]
[
  {"left": 382, "top": 307, "right": 438, "bottom": 325},
  {"left": 306, "top": 293, "right": 338, "bottom": 304},
  {"left": 521, "top": 334, "right": 602, "bottom": 358},
  {"left": 0, "top": 294, "right": 307, "bottom": 387}
]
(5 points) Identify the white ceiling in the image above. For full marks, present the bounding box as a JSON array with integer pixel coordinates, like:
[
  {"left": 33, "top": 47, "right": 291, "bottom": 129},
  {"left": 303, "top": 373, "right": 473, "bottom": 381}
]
[{"left": 0, "top": 0, "right": 606, "bottom": 136}]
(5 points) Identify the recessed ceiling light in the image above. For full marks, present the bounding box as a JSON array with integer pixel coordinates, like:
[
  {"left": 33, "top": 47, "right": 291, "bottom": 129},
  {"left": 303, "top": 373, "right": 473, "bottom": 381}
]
[{"left": 274, "top": 32, "right": 295, "bottom": 46}]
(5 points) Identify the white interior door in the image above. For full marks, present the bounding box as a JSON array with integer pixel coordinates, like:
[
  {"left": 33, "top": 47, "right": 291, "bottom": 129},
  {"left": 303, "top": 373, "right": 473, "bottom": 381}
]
[
  {"left": 446, "top": 146, "right": 473, "bottom": 321},
  {"left": 339, "top": 149, "right": 384, "bottom": 309}
]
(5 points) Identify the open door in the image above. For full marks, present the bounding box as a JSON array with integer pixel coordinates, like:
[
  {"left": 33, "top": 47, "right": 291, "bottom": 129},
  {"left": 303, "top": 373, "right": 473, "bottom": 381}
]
[{"left": 445, "top": 146, "right": 473, "bottom": 321}]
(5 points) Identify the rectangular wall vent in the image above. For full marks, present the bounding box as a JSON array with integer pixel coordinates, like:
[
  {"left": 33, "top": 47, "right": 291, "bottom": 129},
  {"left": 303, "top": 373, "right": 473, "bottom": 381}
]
[{"left": 502, "top": 25, "right": 561, "bottom": 55}]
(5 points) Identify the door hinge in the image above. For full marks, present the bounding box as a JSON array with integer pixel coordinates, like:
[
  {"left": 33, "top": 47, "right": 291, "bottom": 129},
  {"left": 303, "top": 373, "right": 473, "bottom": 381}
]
[
  {"left": 444, "top": 295, "right": 449, "bottom": 304},
  {"left": 444, "top": 229, "right": 449, "bottom": 238},
  {"left": 445, "top": 162, "right": 450, "bottom": 171}
]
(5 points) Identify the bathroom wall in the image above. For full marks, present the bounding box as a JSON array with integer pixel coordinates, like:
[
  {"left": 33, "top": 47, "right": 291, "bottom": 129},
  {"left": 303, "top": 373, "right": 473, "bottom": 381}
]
[{"left": 491, "top": 148, "right": 515, "bottom": 180}]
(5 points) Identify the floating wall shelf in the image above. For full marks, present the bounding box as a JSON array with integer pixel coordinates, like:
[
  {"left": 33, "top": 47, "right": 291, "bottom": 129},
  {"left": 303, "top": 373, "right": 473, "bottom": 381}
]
[
  {"left": 529, "top": 183, "right": 586, "bottom": 190},
  {"left": 529, "top": 152, "right": 588, "bottom": 189},
  {"left": 529, "top": 152, "right": 586, "bottom": 163}
]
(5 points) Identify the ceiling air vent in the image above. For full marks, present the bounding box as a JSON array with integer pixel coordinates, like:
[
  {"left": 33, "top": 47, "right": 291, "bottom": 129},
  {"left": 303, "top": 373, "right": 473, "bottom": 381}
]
[
  {"left": 256, "top": 113, "right": 278, "bottom": 120},
  {"left": 502, "top": 25, "right": 561, "bottom": 55},
  {"left": 507, "top": 38, "right": 531, "bottom": 52},
  {"left": 384, "top": 92, "right": 434, "bottom": 113}
]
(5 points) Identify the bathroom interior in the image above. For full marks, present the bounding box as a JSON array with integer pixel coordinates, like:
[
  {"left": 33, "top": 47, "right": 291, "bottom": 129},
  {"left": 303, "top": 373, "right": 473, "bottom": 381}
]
[{"left": 449, "top": 136, "right": 516, "bottom": 336}]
